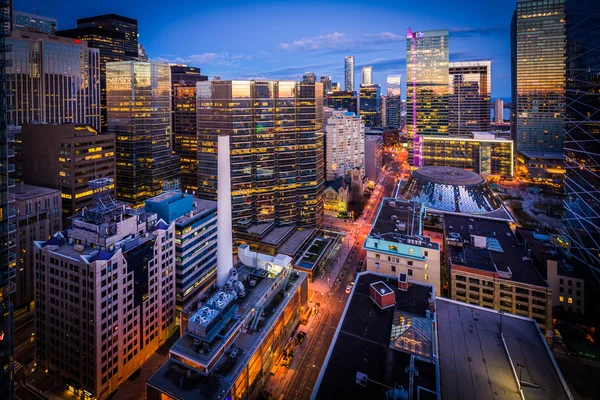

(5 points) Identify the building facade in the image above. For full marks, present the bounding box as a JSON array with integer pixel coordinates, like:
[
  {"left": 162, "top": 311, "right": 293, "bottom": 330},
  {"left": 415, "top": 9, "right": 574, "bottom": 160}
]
[
  {"left": 326, "top": 90, "right": 358, "bottom": 114},
  {"left": 563, "top": 0, "right": 600, "bottom": 269},
  {"left": 12, "top": 10, "right": 57, "bottom": 34},
  {"left": 494, "top": 99, "right": 504, "bottom": 123},
  {"left": 406, "top": 28, "right": 450, "bottom": 166},
  {"left": 325, "top": 110, "right": 364, "bottom": 181},
  {"left": 359, "top": 84, "right": 381, "bottom": 127},
  {"left": 20, "top": 123, "right": 116, "bottom": 221},
  {"left": 362, "top": 65, "right": 372, "bottom": 85},
  {"left": 420, "top": 132, "right": 514, "bottom": 177},
  {"left": 364, "top": 135, "right": 383, "bottom": 182},
  {"left": 7, "top": 29, "right": 101, "bottom": 129},
  {"left": 511, "top": 0, "right": 566, "bottom": 176},
  {"left": 34, "top": 197, "right": 176, "bottom": 399},
  {"left": 196, "top": 80, "right": 324, "bottom": 228},
  {"left": 448, "top": 61, "right": 491, "bottom": 135},
  {"left": 106, "top": 61, "right": 179, "bottom": 207},
  {"left": 363, "top": 199, "right": 442, "bottom": 295},
  {"left": 145, "top": 192, "right": 218, "bottom": 313},
  {"left": 170, "top": 65, "right": 208, "bottom": 193},
  {"left": 344, "top": 56, "right": 355, "bottom": 92},
  {"left": 386, "top": 75, "right": 401, "bottom": 128},
  {"left": 12, "top": 184, "right": 61, "bottom": 311}
]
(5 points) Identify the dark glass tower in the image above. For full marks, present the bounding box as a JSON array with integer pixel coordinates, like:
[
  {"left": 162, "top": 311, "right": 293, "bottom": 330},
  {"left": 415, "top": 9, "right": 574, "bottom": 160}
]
[
  {"left": 327, "top": 91, "right": 358, "bottom": 114},
  {"left": 197, "top": 80, "right": 324, "bottom": 229},
  {"left": 170, "top": 65, "right": 208, "bottom": 193},
  {"left": 386, "top": 75, "right": 401, "bottom": 128},
  {"left": 564, "top": 0, "right": 600, "bottom": 269},
  {"left": 448, "top": 61, "right": 491, "bottom": 135},
  {"left": 359, "top": 84, "right": 381, "bottom": 127}
]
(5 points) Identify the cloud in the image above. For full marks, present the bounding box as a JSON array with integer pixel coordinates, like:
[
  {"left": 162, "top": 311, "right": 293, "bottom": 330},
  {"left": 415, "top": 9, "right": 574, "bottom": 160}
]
[
  {"left": 154, "top": 51, "right": 248, "bottom": 67},
  {"left": 449, "top": 27, "right": 507, "bottom": 38},
  {"left": 278, "top": 31, "right": 404, "bottom": 54}
]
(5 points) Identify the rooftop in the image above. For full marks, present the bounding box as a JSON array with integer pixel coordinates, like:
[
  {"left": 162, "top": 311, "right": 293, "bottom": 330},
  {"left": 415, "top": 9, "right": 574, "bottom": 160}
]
[
  {"left": 518, "top": 151, "right": 566, "bottom": 161},
  {"left": 278, "top": 227, "right": 316, "bottom": 257},
  {"left": 437, "top": 298, "right": 571, "bottom": 400},
  {"left": 444, "top": 214, "right": 548, "bottom": 287},
  {"left": 12, "top": 184, "right": 59, "bottom": 201},
  {"left": 261, "top": 225, "right": 295, "bottom": 246},
  {"left": 413, "top": 166, "right": 484, "bottom": 186},
  {"left": 314, "top": 272, "right": 437, "bottom": 400}
]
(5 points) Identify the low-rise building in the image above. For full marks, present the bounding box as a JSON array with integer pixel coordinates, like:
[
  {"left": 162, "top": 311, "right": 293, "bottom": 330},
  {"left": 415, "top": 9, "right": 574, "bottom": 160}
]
[
  {"left": 516, "top": 151, "right": 565, "bottom": 186},
  {"left": 444, "top": 214, "right": 553, "bottom": 333},
  {"left": 324, "top": 177, "right": 350, "bottom": 217},
  {"left": 363, "top": 198, "right": 441, "bottom": 295}
]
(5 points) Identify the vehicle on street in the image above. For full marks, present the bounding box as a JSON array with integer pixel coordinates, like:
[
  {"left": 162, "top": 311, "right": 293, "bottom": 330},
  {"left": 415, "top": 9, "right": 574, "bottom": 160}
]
[{"left": 345, "top": 285, "right": 352, "bottom": 294}]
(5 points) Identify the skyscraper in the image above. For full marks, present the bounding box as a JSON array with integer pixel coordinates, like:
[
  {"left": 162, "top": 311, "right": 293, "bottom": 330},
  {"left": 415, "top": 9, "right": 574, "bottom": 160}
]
[
  {"left": 448, "top": 61, "right": 491, "bottom": 135},
  {"left": 170, "top": 65, "right": 208, "bottom": 193},
  {"left": 7, "top": 29, "right": 101, "bottom": 129},
  {"left": 12, "top": 10, "right": 56, "bottom": 34},
  {"left": 494, "top": 99, "right": 504, "bottom": 123},
  {"left": 106, "top": 61, "right": 179, "bottom": 207},
  {"left": 327, "top": 91, "right": 358, "bottom": 114},
  {"left": 303, "top": 72, "right": 317, "bottom": 83},
  {"left": 362, "top": 65, "right": 373, "bottom": 85},
  {"left": 325, "top": 110, "right": 365, "bottom": 181},
  {"left": 406, "top": 28, "right": 450, "bottom": 166},
  {"left": 57, "top": 14, "right": 139, "bottom": 131},
  {"left": 320, "top": 76, "right": 333, "bottom": 93},
  {"left": 386, "top": 75, "right": 402, "bottom": 128},
  {"left": 359, "top": 84, "right": 381, "bottom": 127},
  {"left": 564, "top": 0, "right": 600, "bottom": 269},
  {"left": 197, "top": 80, "right": 324, "bottom": 229},
  {"left": 511, "top": 0, "right": 566, "bottom": 182},
  {"left": 345, "top": 56, "right": 355, "bottom": 92}
]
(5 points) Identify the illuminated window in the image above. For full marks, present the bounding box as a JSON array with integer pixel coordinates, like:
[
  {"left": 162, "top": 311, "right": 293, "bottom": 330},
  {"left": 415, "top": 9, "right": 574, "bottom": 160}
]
[
  {"left": 568, "top": 297, "right": 573, "bottom": 304},
  {"left": 424, "top": 264, "right": 428, "bottom": 270},
  {"left": 425, "top": 274, "right": 429, "bottom": 280},
  {"left": 409, "top": 248, "right": 414, "bottom": 255},
  {"left": 375, "top": 253, "right": 380, "bottom": 259},
  {"left": 559, "top": 296, "right": 564, "bottom": 302}
]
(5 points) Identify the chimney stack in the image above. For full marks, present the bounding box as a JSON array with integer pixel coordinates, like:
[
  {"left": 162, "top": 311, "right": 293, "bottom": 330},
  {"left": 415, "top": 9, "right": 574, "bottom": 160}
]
[{"left": 217, "top": 134, "right": 233, "bottom": 287}]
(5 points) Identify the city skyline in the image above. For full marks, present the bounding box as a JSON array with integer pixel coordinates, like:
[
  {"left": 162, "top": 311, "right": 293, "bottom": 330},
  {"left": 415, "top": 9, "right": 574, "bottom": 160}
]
[{"left": 16, "top": 0, "right": 514, "bottom": 98}]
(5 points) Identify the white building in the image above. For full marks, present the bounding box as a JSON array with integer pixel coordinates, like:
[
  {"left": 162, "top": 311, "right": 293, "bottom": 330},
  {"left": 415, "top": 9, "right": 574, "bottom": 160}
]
[
  {"left": 363, "top": 198, "right": 441, "bottom": 295},
  {"left": 325, "top": 110, "right": 365, "bottom": 181},
  {"left": 362, "top": 65, "right": 373, "bottom": 85},
  {"left": 494, "top": 99, "right": 504, "bottom": 123}
]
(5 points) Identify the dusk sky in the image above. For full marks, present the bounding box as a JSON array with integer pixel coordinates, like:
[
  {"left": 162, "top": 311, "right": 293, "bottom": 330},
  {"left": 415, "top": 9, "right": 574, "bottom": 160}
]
[{"left": 18, "top": 0, "right": 515, "bottom": 98}]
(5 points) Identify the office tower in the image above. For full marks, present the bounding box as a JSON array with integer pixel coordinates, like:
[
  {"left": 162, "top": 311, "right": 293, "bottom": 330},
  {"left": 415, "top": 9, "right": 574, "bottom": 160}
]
[
  {"left": 302, "top": 72, "right": 317, "bottom": 83},
  {"left": 362, "top": 65, "right": 372, "bottom": 85},
  {"left": 57, "top": 14, "right": 139, "bottom": 131},
  {"left": 12, "top": 184, "right": 61, "bottom": 310},
  {"left": 170, "top": 65, "right": 208, "bottom": 193},
  {"left": 564, "top": 0, "right": 600, "bottom": 269},
  {"left": 380, "top": 94, "right": 387, "bottom": 127},
  {"left": 325, "top": 110, "right": 365, "bottom": 181},
  {"left": 419, "top": 132, "right": 514, "bottom": 176},
  {"left": 359, "top": 84, "right": 381, "bottom": 127},
  {"left": 386, "top": 75, "right": 401, "bottom": 128},
  {"left": 12, "top": 10, "right": 56, "bottom": 34},
  {"left": 145, "top": 192, "right": 217, "bottom": 312},
  {"left": 137, "top": 43, "right": 149, "bottom": 61},
  {"left": 197, "top": 80, "right": 324, "bottom": 229},
  {"left": 511, "top": 0, "right": 566, "bottom": 182},
  {"left": 20, "top": 123, "right": 116, "bottom": 221},
  {"left": 345, "top": 56, "right": 355, "bottom": 91},
  {"left": 327, "top": 91, "right": 358, "bottom": 114},
  {"left": 364, "top": 135, "right": 383, "bottom": 182},
  {"left": 494, "top": 99, "right": 504, "bottom": 123},
  {"left": 0, "top": 1, "right": 14, "bottom": 398},
  {"left": 448, "top": 61, "right": 491, "bottom": 135},
  {"left": 406, "top": 28, "right": 450, "bottom": 166},
  {"left": 320, "top": 76, "right": 333, "bottom": 93},
  {"left": 331, "top": 82, "right": 341, "bottom": 91},
  {"left": 7, "top": 29, "right": 101, "bottom": 129},
  {"left": 106, "top": 61, "right": 179, "bottom": 207},
  {"left": 34, "top": 186, "right": 176, "bottom": 399}
]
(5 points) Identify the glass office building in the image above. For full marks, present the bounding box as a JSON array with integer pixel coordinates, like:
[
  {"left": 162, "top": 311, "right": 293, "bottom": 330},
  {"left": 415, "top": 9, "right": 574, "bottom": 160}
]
[
  {"left": 327, "top": 91, "right": 358, "bottom": 114},
  {"left": 387, "top": 75, "right": 401, "bottom": 128},
  {"left": 448, "top": 61, "right": 491, "bottom": 135},
  {"left": 564, "top": 0, "right": 600, "bottom": 269},
  {"left": 406, "top": 28, "right": 450, "bottom": 166},
  {"left": 12, "top": 10, "right": 56, "bottom": 34},
  {"left": 106, "top": 61, "right": 179, "bottom": 207},
  {"left": 7, "top": 29, "right": 101, "bottom": 129},
  {"left": 359, "top": 84, "right": 381, "bottom": 127},
  {"left": 196, "top": 80, "right": 324, "bottom": 228},
  {"left": 345, "top": 56, "right": 355, "bottom": 92}
]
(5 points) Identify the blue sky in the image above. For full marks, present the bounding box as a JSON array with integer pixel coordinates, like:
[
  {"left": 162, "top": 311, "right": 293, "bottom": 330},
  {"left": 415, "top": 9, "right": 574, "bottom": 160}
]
[{"left": 18, "top": 0, "right": 515, "bottom": 98}]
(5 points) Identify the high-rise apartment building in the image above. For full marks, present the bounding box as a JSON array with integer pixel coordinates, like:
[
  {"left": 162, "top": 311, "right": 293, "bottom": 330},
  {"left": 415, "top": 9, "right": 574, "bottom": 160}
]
[
  {"left": 57, "top": 14, "right": 139, "bottom": 131},
  {"left": 0, "top": 1, "right": 15, "bottom": 397},
  {"left": 448, "top": 61, "right": 491, "bottom": 135},
  {"left": 12, "top": 184, "right": 61, "bottom": 310},
  {"left": 327, "top": 91, "right": 358, "bottom": 114},
  {"left": 170, "top": 65, "right": 208, "bottom": 193},
  {"left": 494, "top": 99, "right": 504, "bottom": 123},
  {"left": 7, "top": 29, "right": 101, "bottom": 129},
  {"left": 145, "top": 192, "right": 218, "bottom": 313},
  {"left": 359, "top": 84, "right": 381, "bottom": 127},
  {"left": 406, "top": 28, "right": 450, "bottom": 166},
  {"left": 106, "top": 61, "right": 179, "bottom": 207},
  {"left": 386, "top": 75, "right": 401, "bottom": 128},
  {"left": 20, "top": 123, "right": 116, "bottom": 221},
  {"left": 362, "top": 65, "right": 372, "bottom": 85},
  {"left": 197, "top": 80, "right": 324, "bottom": 228},
  {"left": 511, "top": 0, "right": 566, "bottom": 181},
  {"left": 564, "top": 0, "right": 600, "bottom": 269},
  {"left": 12, "top": 10, "right": 56, "bottom": 34},
  {"left": 344, "top": 56, "right": 355, "bottom": 92},
  {"left": 325, "top": 110, "right": 365, "bottom": 181},
  {"left": 34, "top": 189, "right": 177, "bottom": 399}
]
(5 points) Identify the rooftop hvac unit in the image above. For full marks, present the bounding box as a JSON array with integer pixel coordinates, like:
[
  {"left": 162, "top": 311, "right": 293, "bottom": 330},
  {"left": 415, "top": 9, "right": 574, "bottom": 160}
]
[{"left": 398, "top": 272, "right": 408, "bottom": 291}]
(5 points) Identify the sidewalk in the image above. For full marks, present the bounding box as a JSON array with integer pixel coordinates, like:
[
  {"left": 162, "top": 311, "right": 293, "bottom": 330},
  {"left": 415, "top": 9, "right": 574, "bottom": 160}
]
[{"left": 310, "top": 233, "right": 357, "bottom": 294}]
